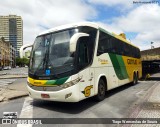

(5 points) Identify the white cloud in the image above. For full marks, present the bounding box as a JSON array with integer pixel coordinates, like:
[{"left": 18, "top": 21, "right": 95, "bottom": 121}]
[
  {"left": 132, "top": 30, "right": 160, "bottom": 50},
  {"left": 0, "top": 0, "right": 97, "bottom": 45},
  {"left": 88, "top": 0, "right": 133, "bottom": 10},
  {"left": 113, "top": 4, "right": 160, "bottom": 32},
  {"left": 99, "top": 4, "right": 160, "bottom": 50},
  {"left": 120, "top": 4, "right": 160, "bottom": 50}
]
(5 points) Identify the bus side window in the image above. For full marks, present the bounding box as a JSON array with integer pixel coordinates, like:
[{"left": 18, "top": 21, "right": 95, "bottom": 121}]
[
  {"left": 97, "top": 41, "right": 105, "bottom": 56},
  {"left": 97, "top": 31, "right": 109, "bottom": 56}
]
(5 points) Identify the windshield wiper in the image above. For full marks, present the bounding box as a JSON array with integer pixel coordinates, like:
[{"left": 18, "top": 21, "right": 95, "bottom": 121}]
[
  {"left": 33, "top": 47, "right": 52, "bottom": 75},
  {"left": 33, "top": 53, "right": 47, "bottom": 76}
]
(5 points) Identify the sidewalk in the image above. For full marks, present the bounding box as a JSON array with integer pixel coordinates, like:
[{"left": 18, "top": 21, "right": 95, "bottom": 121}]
[
  {"left": 0, "top": 77, "right": 28, "bottom": 102},
  {"left": 123, "top": 81, "right": 160, "bottom": 127}
]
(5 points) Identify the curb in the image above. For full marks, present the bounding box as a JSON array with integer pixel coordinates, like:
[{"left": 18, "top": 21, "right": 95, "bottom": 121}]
[
  {"left": 1, "top": 93, "right": 29, "bottom": 102},
  {"left": 0, "top": 76, "right": 27, "bottom": 79},
  {"left": 0, "top": 73, "right": 7, "bottom": 76},
  {"left": 6, "top": 73, "right": 28, "bottom": 75},
  {"left": 7, "top": 93, "right": 29, "bottom": 100}
]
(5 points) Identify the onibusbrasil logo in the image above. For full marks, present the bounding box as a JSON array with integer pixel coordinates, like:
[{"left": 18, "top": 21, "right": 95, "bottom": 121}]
[{"left": 2, "top": 112, "right": 42, "bottom": 124}]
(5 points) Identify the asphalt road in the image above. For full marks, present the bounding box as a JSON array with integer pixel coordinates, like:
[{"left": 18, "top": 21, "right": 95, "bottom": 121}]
[{"left": 0, "top": 79, "right": 157, "bottom": 127}]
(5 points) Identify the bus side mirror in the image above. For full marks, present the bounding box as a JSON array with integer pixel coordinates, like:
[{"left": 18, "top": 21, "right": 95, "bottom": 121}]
[{"left": 69, "top": 33, "right": 89, "bottom": 53}]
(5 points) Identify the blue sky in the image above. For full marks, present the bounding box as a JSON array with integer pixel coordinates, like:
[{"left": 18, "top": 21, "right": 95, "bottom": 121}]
[
  {"left": 89, "top": 4, "right": 122, "bottom": 22},
  {"left": 0, "top": 0, "right": 160, "bottom": 50}
]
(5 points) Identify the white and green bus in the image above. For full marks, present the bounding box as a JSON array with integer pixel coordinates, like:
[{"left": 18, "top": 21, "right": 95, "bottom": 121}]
[{"left": 27, "top": 22, "right": 142, "bottom": 102}]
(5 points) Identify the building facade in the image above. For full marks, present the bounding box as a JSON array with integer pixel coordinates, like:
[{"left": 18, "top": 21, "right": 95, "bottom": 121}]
[
  {"left": 0, "top": 37, "right": 10, "bottom": 67},
  {"left": 10, "top": 44, "right": 16, "bottom": 67},
  {"left": 0, "top": 37, "right": 16, "bottom": 68},
  {"left": 141, "top": 47, "right": 160, "bottom": 61},
  {"left": 0, "top": 15, "right": 23, "bottom": 57}
]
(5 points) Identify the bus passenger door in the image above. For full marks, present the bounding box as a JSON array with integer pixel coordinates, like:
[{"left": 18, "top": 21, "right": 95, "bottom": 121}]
[{"left": 77, "top": 38, "right": 94, "bottom": 100}]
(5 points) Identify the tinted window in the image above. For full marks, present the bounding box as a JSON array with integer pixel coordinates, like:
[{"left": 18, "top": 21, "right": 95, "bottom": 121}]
[
  {"left": 78, "top": 26, "right": 97, "bottom": 64},
  {"left": 97, "top": 30, "right": 140, "bottom": 58},
  {"left": 78, "top": 40, "right": 89, "bottom": 64},
  {"left": 97, "top": 31, "right": 112, "bottom": 55}
]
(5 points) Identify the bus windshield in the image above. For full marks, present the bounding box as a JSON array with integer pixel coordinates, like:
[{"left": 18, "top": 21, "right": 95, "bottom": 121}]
[{"left": 29, "top": 28, "right": 77, "bottom": 76}]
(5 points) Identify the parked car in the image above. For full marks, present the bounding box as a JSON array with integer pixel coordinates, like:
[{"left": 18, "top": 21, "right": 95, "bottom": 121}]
[
  {"left": 3, "top": 66, "right": 11, "bottom": 70},
  {"left": 24, "top": 65, "right": 28, "bottom": 68},
  {"left": 0, "top": 66, "right": 3, "bottom": 71}
]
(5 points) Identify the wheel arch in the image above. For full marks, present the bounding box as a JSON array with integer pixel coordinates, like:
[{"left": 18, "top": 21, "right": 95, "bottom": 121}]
[
  {"left": 132, "top": 70, "right": 137, "bottom": 81},
  {"left": 95, "top": 74, "right": 107, "bottom": 95}
]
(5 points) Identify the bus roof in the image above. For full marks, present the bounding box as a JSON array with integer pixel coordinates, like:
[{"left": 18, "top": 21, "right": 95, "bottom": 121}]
[
  {"left": 38, "top": 22, "right": 138, "bottom": 49},
  {"left": 38, "top": 22, "right": 99, "bottom": 36}
]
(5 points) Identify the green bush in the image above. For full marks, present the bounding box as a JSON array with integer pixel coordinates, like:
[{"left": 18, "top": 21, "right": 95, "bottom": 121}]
[{"left": 16, "top": 57, "right": 29, "bottom": 67}]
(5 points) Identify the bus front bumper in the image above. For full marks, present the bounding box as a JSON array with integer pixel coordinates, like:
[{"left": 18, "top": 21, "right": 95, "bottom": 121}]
[{"left": 27, "top": 84, "right": 80, "bottom": 102}]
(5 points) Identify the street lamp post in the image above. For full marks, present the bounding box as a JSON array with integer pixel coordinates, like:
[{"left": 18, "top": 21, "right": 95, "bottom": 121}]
[{"left": 151, "top": 42, "right": 154, "bottom": 49}]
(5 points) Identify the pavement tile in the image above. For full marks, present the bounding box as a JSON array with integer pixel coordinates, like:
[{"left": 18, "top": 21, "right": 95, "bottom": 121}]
[
  {"left": 0, "top": 96, "right": 5, "bottom": 102},
  {"left": 128, "top": 82, "right": 160, "bottom": 127},
  {"left": 0, "top": 77, "right": 28, "bottom": 102}
]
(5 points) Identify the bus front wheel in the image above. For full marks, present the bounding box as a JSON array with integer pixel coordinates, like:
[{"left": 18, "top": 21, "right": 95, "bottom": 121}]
[{"left": 95, "top": 79, "right": 106, "bottom": 101}]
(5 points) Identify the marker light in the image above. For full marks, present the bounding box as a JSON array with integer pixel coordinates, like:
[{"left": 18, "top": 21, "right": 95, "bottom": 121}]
[{"left": 65, "top": 93, "right": 72, "bottom": 99}]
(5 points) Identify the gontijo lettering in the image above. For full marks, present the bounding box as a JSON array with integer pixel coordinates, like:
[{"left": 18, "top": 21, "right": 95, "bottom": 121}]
[
  {"left": 98, "top": 58, "right": 108, "bottom": 64},
  {"left": 127, "top": 59, "right": 137, "bottom": 65}
]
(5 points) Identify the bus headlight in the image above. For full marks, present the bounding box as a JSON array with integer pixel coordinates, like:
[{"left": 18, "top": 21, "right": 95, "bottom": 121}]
[{"left": 61, "top": 77, "right": 82, "bottom": 89}]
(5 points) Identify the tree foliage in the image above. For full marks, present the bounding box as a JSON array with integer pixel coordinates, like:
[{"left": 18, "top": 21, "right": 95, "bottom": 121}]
[{"left": 16, "top": 57, "right": 29, "bottom": 67}]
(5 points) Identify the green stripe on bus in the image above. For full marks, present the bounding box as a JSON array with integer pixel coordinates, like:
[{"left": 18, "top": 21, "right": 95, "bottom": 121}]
[
  {"left": 109, "top": 53, "right": 128, "bottom": 80},
  {"left": 55, "top": 77, "right": 69, "bottom": 85},
  {"left": 46, "top": 76, "right": 69, "bottom": 85},
  {"left": 116, "top": 55, "right": 129, "bottom": 79},
  {"left": 45, "top": 80, "right": 56, "bottom": 85}
]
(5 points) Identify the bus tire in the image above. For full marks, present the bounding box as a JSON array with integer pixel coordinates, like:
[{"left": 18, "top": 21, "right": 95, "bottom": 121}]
[
  {"left": 95, "top": 79, "right": 106, "bottom": 101},
  {"left": 136, "top": 72, "right": 139, "bottom": 84},
  {"left": 132, "top": 72, "right": 137, "bottom": 85}
]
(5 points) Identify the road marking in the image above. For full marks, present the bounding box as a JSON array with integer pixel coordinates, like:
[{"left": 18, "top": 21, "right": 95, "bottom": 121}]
[{"left": 17, "top": 97, "right": 33, "bottom": 127}]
